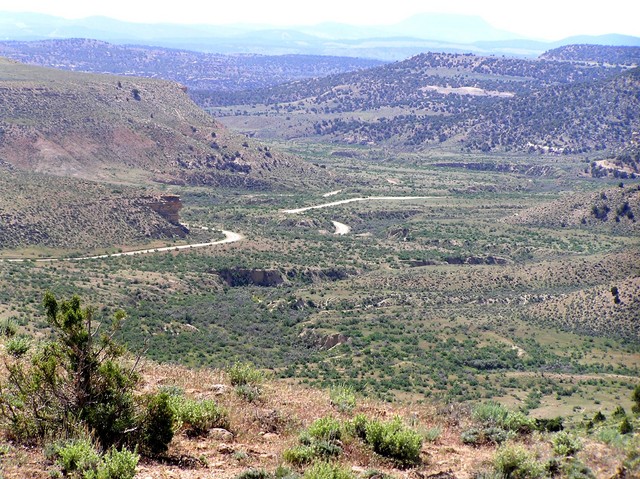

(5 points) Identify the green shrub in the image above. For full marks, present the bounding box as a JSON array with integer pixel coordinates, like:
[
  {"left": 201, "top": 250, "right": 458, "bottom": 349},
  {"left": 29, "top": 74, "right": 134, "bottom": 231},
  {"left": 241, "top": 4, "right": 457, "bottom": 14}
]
[
  {"left": 351, "top": 414, "right": 368, "bottom": 440},
  {"left": 632, "top": 385, "right": 640, "bottom": 415},
  {"left": 138, "top": 392, "right": 175, "bottom": 455},
  {"left": 283, "top": 444, "right": 315, "bottom": 466},
  {"left": 612, "top": 406, "right": 627, "bottom": 419},
  {"left": 619, "top": 417, "right": 634, "bottom": 435},
  {"left": 624, "top": 441, "right": 640, "bottom": 473},
  {"left": 472, "top": 402, "right": 509, "bottom": 426},
  {"left": 311, "top": 440, "right": 342, "bottom": 459},
  {"left": 274, "top": 465, "right": 300, "bottom": 479},
  {"left": 308, "top": 416, "right": 342, "bottom": 442},
  {"left": 228, "top": 362, "right": 265, "bottom": 386},
  {"left": 461, "top": 426, "right": 511, "bottom": 446},
  {"left": 472, "top": 402, "right": 535, "bottom": 434},
  {"left": 502, "top": 412, "right": 536, "bottom": 434},
  {"left": 0, "top": 293, "right": 138, "bottom": 448},
  {"left": 157, "top": 385, "right": 184, "bottom": 397},
  {"left": 5, "top": 336, "right": 30, "bottom": 357},
  {"left": 302, "top": 462, "right": 354, "bottom": 479},
  {"left": 422, "top": 426, "right": 442, "bottom": 443},
  {"left": 551, "top": 432, "right": 582, "bottom": 457},
  {"left": 535, "top": 417, "right": 564, "bottom": 432},
  {"left": 0, "top": 317, "right": 17, "bottom": 338},
  {"left": 236, "top": 468, "right": 272, "bottom": 479},
  {"left": 170, "top": 396, "right": 229, "bottom": 437},
  {"left": 361, "top": 470, "right": 394, "bottom": 479},
  {"left": 493, "top": 444, "right": 544, "bottom": 478},
  {"left": 233, "top": 450, "right": 250, "bottom": 463},
  {"left": 54, "top": 439, "right": 101, "bottom": 476},
  {"left": 51, "top": 438, "right": 138, "bottom": 479},
  {"left": 596, "top": 427, "right": 626, "bottom": 447},
  {"left": 81, "top": 360, "right": 137, "bottom": 449},
  {"left": 236, "top": 384, "right": 263, "bottom": 403},
  {"left": 460, "top": 428, "right": 483, "bottom": 446},
  {"left": 283, "top": 416, "right": 345, "bottom": 465},
  {"left": 561, "top": 459, "right": 596, "bottom": 479},
  {"left": 87, "top": 448, "right": 139, "bottom": 479},
  {"left": 329, "top": 385, "right": 356, "bottom": 413},
  {"left": 364, "top": 417, "right": 422, "bottom": 465}
]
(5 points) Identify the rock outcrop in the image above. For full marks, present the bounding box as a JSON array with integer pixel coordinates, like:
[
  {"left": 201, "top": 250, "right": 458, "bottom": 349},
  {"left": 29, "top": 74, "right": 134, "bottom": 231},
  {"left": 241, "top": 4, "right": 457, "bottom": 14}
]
[
  {"left": 300, "top": 329, "right": 352, "bottom": 350},
  {"left": 217, "top": 268, "right": 285, "bottom": 287},
  {"left": 145, "top": 195, "right": 183, "bottom": 225}
]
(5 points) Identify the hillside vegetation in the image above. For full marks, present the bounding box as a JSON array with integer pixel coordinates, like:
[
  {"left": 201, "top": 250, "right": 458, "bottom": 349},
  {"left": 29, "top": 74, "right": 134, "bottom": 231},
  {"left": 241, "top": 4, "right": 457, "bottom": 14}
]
[
  {"left": 204, "top": 51, "right": 639, "bottom": 155},
  {"left": 1, "top": 298, "right": 638, "bottom": 479},
  {"left": 0, "top": 58, "right": 325, "bottom": 190},
  {"left": 0, "top": 38, "right": 383, "bottom": 91},
  {"left": 540, "top": 44, "right": 640, "bottom": 65},
  {"left": 1, "top": 39, "right": 639, "bottom": 479},
  {"left": 505, "top": 185, "right": 640, "bottom": 232},
  {"left": 0, "top": 166, "right": 188, "bottom": 252}
]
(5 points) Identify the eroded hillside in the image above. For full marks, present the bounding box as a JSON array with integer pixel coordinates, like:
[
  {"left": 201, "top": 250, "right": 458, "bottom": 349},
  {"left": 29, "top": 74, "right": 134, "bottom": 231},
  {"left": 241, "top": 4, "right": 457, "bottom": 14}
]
[
  {"left": 0, "top": 166, "right": 189, "bottom": 253},
  {"left": 0, "top": 58, "right": 326, "bottom": 190}
]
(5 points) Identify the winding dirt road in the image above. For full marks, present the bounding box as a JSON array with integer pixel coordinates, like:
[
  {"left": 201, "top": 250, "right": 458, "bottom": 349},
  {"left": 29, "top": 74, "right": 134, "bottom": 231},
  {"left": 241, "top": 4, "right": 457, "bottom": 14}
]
[
  {"left": 1, "top": 230, "right": 244, "bottom": 263},
  {"left": 2, "top": 194, "right": 436, "bottom": 262},
  {"left": 282, "top": 196, "right": 436, "bottom": 214},
  {"left": 284, "top": 195, "right": 437, "bottom": 236}
]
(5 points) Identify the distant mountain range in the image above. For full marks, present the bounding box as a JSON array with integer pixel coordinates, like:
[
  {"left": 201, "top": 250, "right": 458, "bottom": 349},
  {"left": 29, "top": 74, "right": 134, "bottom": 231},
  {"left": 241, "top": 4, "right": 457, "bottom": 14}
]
[
  {"left": 0, "top": 39, "right": 383, "bottom": 91},
  {"left": 2, "top": 11, "right": 640, "bottom": 60}
]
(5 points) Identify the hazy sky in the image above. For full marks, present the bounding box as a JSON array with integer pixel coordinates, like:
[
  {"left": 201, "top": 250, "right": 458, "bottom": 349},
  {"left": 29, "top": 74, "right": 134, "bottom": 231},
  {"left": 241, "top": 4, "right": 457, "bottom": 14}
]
[{"left": 1, "top": 0, "right": 638, "bottom": 41}]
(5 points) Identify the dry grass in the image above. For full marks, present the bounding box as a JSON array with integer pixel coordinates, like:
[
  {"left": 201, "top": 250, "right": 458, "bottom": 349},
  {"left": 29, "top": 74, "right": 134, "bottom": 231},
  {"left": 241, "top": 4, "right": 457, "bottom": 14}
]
[{"left": 1, "top": 354, "right": 636, "bottom": 479}]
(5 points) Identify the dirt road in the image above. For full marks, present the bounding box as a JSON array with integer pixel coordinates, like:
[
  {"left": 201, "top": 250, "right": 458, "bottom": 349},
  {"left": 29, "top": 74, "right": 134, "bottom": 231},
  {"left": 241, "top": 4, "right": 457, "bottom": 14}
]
[{"left": 1, "top": 230, "right": 244, "bottom": 263}]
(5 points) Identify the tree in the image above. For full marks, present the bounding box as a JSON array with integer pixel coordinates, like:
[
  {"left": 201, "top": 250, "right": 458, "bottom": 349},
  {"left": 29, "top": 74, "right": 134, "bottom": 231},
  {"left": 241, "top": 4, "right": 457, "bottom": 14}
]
[
  {"left": 632, "top": 384, "right": 640, "bottom": 414},
  {"left": 0, "top": 292, "right": 138, "bottom": 448},
  {"left": 611, "top": 286, "right": 621, "bottom": 304}
]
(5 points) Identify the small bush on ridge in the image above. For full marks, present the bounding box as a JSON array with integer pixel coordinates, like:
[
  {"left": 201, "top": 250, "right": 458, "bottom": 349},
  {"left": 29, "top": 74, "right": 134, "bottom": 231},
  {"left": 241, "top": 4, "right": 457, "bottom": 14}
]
[
  {"left": 461, "top": 426, "right": 511, "bottom": 446},
  {"left": 169, "top": 396, "right": 229, "bottom": 437},
  {"left": 0, "top": 317, "right": 18, "bottom": 338},
  {"left": 493, "top": 444, "right": 544, "bottom": 478},
  {"left": 87, "top": 447, "right": 139, "bottom": 479},
  {"left": 5, "top": 336, "right": 30, "bottom": 357},
  {"left": 329, "top": 385, "right": 356, "bottom": 413},
  {"left": 138, "top": 391, "right": 175, "bottom": 455},
  {"left": 307, "top": 416, "right": 342, "bottom": 442},
  {"left": 302, "top": 462, "right": 354, "bottom": 479},
  {"left": 364, "top": 417, "right": 422, "bottom": 465},
  {"left": 551, "top": 432, "right": 582, "bottom": 457},
  {"left": 54, "top": 438, "right": 101, "bottom": 476},
  {"left": 52, "top": 439, "right": 138, "bottom": 479},
  {"left": 228, "top": 362, "right": 265, "bottom": 386},
  {"left": 472, "top": 401, "right": 509, "bottom": 426},
  {"left": 283, "top": 444, "right": 316, "bottom": 466},
  {"left": 283, "top": 416, "right": 344, "bottom": 465},
  {"left": 235, "top": 468, "right": 272, "bottom": 479}
]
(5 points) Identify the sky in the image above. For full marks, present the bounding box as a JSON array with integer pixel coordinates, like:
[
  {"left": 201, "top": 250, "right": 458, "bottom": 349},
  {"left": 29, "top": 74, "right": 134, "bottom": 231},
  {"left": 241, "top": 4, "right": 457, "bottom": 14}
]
[{"left": 0, "top": 0, "right": 639, "bottom": 41}]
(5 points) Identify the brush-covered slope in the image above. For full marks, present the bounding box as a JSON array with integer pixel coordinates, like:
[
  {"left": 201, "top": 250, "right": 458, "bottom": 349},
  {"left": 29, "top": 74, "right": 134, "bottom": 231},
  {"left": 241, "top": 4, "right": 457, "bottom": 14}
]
[
  {"left": 540, "top": 44, "right": 640, "bottom": 65},
  {"left": 462, "top": 67, "right": 640, "bottom": 154},
  {"left": 208, "top": 51, "right": 638, "bottom": 154},
  {"left": 0, "top": 165, "right": 187, "bottom": 252},
  {"left": 505, "top": 185, "right": 640, "bottom": 234},
  {"left": 205, "top": 50, "right": 618, "bottom": 108},
  {"left": 0, "top": 38, "right": 384, "bottom": 91},
  {"left": 0, "top": 58, "right": 325, "bottom": 190},
  {"left": 0, "top": 350, "right": 636, "bottom": 479}
]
